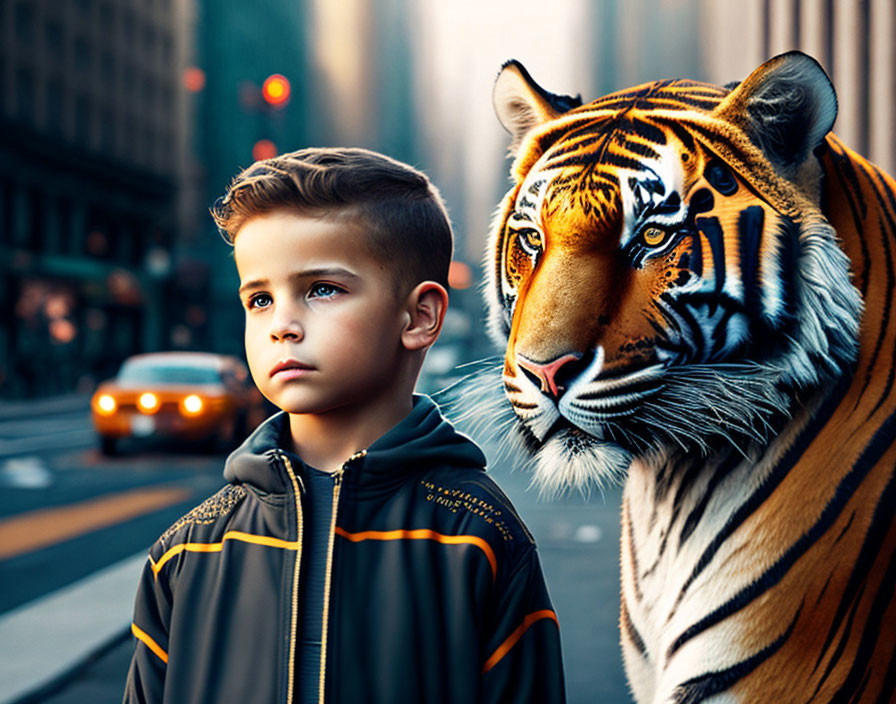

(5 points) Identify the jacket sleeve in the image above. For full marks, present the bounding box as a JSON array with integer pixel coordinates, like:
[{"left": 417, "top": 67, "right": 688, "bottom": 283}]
[
  {"left": 123, "top": 553, "right": 172, "bottom": 704},
  {"left": 479, "top": 546, "right": 566, "bottom": 704}
]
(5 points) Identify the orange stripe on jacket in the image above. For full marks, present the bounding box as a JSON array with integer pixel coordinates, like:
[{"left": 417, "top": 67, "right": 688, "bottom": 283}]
[
  {"left": 132, "top": 622, "right": 169, "bottom": 664},
  {"left": 334, "top": 526, "right": 498, "bottom": 580},
  {"left": 151, "top": 531, "right": 301, "bottom": 576},
  {"left": 481, "top": 610, "right": 559, "bottom": 674}
]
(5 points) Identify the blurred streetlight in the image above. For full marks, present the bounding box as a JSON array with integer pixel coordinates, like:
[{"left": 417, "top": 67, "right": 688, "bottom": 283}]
[{"left": 261, "top": 74, "right": 291, "bottom": 107}]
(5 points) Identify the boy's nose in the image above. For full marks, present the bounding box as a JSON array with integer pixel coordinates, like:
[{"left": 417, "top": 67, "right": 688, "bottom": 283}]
[{"left": 270, "top": 315, "right": 303, "bottom": 342}]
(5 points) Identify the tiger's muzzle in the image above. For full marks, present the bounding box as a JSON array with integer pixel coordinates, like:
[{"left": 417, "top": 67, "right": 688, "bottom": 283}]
[{"left": 507, "top": 346, "right": 665, "bottom": 442}]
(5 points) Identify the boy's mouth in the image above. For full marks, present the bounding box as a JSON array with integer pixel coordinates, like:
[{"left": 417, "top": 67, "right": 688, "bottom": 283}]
[{"left": 270, "top": 359, "right": 314, "bottom": 378}]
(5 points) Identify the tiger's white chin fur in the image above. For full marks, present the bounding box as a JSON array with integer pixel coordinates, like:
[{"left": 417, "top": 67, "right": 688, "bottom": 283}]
[
  {"left": 531, "top": 427, "right": 632, "bottom": 497},
  {"left": 435, "top": 362, "right": 636, "bottom": 496}
]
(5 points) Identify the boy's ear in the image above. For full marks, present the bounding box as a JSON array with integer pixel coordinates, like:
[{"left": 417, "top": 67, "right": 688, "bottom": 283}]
[{"left": 401, "top": 282, "right": 449, "bottom": 352}]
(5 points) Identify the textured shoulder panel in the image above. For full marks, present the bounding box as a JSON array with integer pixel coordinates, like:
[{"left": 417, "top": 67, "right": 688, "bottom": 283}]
[
  {"left": 158, "top": 484, "right": 247, "bottom": 551},
  {"left": 421, "top": 468, "right": 537, "bottom": 548}
]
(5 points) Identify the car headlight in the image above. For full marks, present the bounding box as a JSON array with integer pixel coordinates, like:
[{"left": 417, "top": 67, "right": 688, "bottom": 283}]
[
  {"left": 95, "top": 394, "right": 117, "bottom": 415},
  {"left": 182, "top": 395, "right": 204, "bottom": 415},
  {"left": 138, "top": 393, "right": 160, "bottom": 413}
]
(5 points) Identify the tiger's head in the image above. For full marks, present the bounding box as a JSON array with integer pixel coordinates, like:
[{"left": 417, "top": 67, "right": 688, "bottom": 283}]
[{"left": 484, "top": 51, "right": 863, "bottom": 494}]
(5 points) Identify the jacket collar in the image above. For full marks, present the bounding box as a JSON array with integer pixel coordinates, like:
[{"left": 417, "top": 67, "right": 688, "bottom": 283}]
[{"left": 223, "top": 395, "right": 487, "bottom": 495}]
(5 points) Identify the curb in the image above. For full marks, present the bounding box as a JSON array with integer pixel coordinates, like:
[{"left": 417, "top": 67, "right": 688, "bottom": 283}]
[
  {"left": 0, "top": 551, "right": 145, "bottom": 704},
  {"left": 9, "top": 628, "right": 131, "bottom": 704}
]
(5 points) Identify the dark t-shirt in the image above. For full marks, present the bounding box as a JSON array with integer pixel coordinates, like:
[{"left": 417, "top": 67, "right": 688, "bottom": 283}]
[{"left": 298, "top": 465, "right": 336, "bottom": 701}]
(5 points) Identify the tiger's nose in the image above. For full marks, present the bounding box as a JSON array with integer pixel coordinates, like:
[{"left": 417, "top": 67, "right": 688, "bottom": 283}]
[{"left": 516, "top": 352, "right": 584, "bottom": 399}]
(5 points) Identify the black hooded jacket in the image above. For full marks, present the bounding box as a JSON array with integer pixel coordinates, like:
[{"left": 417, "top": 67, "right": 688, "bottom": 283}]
[{"left": 123, "top": 396, "right": 566, "bottom": 703}]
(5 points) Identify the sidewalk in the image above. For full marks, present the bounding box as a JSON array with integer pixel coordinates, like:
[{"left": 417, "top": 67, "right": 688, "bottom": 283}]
[{"left": 0, "top": 551, "right": 144, "bottom": 704}]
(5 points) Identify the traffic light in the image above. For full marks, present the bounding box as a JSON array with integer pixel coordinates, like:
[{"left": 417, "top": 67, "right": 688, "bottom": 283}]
[
  {"left": 182, "top": 67, "right": 206, "bottom": 93},
  {"left": 261, "top": 74, "right": 290, "bottom": 107},
  {"left": 252, "top": 139, "right": 278, "bottom": 161}
]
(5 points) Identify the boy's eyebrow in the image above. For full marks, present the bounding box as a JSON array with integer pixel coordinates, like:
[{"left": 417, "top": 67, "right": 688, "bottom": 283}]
[{"left": 238, "top": 268, "right": 360, "bottom": 296}]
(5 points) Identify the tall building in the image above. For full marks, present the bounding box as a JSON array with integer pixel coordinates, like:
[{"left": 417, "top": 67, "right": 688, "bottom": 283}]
[{"left": 0, "top": 0, "right": 194, "bottom": 398}]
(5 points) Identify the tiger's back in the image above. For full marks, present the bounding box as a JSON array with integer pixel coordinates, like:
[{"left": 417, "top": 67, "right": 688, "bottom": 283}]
[{"left": 481, "top": 52, "right": 896, "bottom": 702}]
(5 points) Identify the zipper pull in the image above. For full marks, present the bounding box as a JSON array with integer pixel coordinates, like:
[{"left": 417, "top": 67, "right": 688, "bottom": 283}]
[{"left": 333, "top": 449, "right": 366, "bottom": 487}]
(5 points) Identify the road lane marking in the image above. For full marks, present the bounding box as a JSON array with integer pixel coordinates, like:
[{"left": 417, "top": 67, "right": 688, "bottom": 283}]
[
  {"left": 573, "top": 524, "right": 602, "bottom": 543},
  {"left": 0, "top": 486, "right": 191, "bottom": 560},
  {"left": 0, "top": 457, "right": 53, "bottom": 488}
]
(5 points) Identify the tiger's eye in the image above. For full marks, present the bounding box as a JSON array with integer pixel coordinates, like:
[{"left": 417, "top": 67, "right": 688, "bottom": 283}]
[
  {"left": 517, "top": 227, "right": 543, "bottom": 255},
  {"left": 643, "top": 227, "right": 666, "bottom": 246}
]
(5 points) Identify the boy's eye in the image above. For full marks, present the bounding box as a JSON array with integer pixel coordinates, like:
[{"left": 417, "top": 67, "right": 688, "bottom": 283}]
[
  {"left": 308, "top": 283, "right": 344, "bottom": 299},
  {"left": 247, "top": 293, "right": 272, "bottom": 310}
]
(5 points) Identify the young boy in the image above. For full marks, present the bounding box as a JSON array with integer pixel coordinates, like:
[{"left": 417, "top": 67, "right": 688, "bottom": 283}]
[{"left": 123, "top": 148, "right": 565, "bottom": 703}]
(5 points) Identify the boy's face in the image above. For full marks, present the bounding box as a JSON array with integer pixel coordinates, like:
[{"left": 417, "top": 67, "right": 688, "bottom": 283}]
[{"left": 234, "top": 210, "right": 410, "bottom": 418}]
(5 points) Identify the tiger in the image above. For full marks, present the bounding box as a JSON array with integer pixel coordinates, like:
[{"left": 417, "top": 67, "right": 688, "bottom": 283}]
[{"left": 473, "top": 51, "right": 896, "bottom": 702}]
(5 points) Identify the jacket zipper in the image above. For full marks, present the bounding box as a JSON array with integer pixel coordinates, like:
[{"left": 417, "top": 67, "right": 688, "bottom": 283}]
[
  {"left": 279, "top": 451, "right": 304, "bottom": 704},
  {"left": 318, "top": 449, "right": 367, "bottom": 704}
]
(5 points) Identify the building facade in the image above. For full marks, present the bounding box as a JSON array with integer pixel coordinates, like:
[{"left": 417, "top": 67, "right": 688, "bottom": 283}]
[{"left": 0, "top": 0, "right": 194, "bottom": 398}]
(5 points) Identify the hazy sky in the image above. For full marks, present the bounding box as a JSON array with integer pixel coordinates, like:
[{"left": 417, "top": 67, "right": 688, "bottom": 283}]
[{"left": 409, "top": 0, "right": 593, "bottom": 260}]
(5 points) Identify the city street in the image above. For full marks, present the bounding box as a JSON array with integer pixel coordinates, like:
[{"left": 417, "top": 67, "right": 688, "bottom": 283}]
[{"left": 0, "top": 397, "right": 631, "bottom": 704}]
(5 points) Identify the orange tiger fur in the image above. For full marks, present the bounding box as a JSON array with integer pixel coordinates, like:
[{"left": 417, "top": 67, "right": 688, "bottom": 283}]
[{"left": 479, "top": 52, "right": 896, "bottom": 702}]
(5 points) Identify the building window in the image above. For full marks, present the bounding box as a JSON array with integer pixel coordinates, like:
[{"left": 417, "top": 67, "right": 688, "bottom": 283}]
[
  {"left": 143, "top": 27, "right": 156, "bottom": 57},
  {"left": 101, "top": 50, "right": 115, "bottom": 86},
  {"left": 26, "top": 189, "right": 45, "bottom": 252},
  {"left": 16, "top": 67, "right": 35, "bottom": 122},
  {"left": 100, "top": 105, "right": 115, "bottom": 153},
  {"left": 75, "top": 36, "right": 91, "bottom": 74},
  {"left": 45, "top": 21, "right": 64, "bottom": 63},
  {"left": 46, "top": 80, "right": 65, "bottom": 134},
  {"left": 14, "top": 2, "right": 35, "bottom": 44},
  {"left": 75, "top": 94, "right": 90, "bottom": 143},
  {"left": 0, "top": 181, "right": 11, "bottom": 246},
  {"left": 99, "top": 2, "right": 114, "bottom": 31}
]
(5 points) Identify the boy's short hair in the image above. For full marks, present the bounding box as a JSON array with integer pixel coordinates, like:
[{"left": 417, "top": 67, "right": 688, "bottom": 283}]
[{"left": 212, "top": 147, "right": 453, "bottom": 292}]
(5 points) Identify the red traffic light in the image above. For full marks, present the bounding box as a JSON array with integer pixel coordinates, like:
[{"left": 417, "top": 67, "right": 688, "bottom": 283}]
[
  {"left": 262, "top": 74, "right": 290, "bottom": 106},
  {"left": 252, "top": 139, "right": 278, "bottom": 161},
  {"left": 182, "top": 67, "right": 206, "bottom": 93}
]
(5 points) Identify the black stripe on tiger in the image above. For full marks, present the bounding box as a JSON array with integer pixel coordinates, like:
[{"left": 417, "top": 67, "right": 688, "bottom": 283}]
[
  {"left": 829, "top": 545, "right": 896, "bottom": 702},
  {"left": 621, "top": 602, "right": 648, "bottom": 658},
  {"left": 670, "top": 602, "right": 803, "bottom": 704},
  {"left": 826, "top": 142, "right": 872, "bottom": 297},
  {"left": 737, "top": 206, "right": 764, "bottom": 320},
  {"left": 624, "top": 497, "right": 644, "bottom": 603},
  {"left": 677, "top": 453, "right": 742, "bottom": 550},
  {"left": 810, "top": 464, "right": 896, "bottom": 697},
  {"left": 857, "top": 163, "right": 896, "bottom": 418},
  {"left": 695, "top": 216, "right": 726, "bottom": 300},
  {"left": 704, "top": 160, "right": 739, "bottom": 196},
  {"left": 666, "top": 374, "right": 852, "bottom": 625},
  {"left": 667, "top": 404, "right": 896, "bottom": 660}
]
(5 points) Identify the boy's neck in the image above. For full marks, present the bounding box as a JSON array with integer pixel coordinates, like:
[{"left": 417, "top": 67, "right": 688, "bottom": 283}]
[{"left": 286, "top": 393, "right": 414, "bottom": 472}]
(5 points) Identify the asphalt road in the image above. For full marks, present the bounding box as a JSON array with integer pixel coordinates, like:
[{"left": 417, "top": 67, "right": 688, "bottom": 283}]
[{"left": 0, "top": 396, "right": 632, "bottom": 704}]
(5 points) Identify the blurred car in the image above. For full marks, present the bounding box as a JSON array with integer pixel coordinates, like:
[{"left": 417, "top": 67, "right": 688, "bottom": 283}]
[{"left": 91, "top": 351, "right": 270, "bottom": 455}]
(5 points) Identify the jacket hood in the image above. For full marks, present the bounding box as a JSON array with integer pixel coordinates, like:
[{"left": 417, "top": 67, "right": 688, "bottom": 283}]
[{"left": 223, "top": 395, "right": 487, "bottom": 494}]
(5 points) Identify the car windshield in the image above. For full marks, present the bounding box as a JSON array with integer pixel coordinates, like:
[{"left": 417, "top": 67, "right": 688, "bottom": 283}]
[{"left": 118, "top": 361, "right": 222, "bottom": 386}]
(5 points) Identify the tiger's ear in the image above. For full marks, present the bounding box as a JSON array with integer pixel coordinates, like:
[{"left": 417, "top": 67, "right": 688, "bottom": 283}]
[
  {"left": 493, "top": 60, "right": 582, "bottom": 153},
  {"left": 714, "top": 51, "right": 837, "bottom": 180}
]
